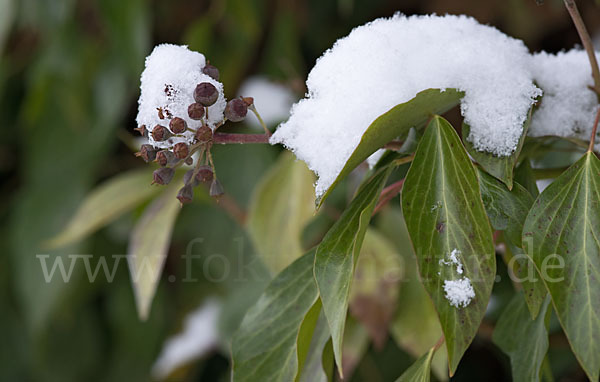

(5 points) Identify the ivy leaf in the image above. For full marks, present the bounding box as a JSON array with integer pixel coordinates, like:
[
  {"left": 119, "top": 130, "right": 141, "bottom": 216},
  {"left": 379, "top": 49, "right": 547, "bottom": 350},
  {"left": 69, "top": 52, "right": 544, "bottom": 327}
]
[
  {"left": 522, "top": 151, "right": 600, "bottom": 381},
  {"left": 478, "top": 169, "right": 534, "bottom": 248},
  {"left": 395, "top": 346, "right": 436, "bottom": 382},
  {"left": 462, "top": 106, "right": 532, "bottom": 190},
  {"left": 401, "top": 116, "right": 495, "bottom": 375},
  {"left": 317, "top": 88, "right": 463, "bottom": 207},
  {"left": 232, "top": 251, "right": 320, "bottom": 382},
  {"left": 514, "top": 159, "right": 540, "bottom": 198},
  {"left": 45, "top": 169, "right": 159, "bottom": 249},
  {"left": 127, "top": 185, "right": 181, "bottom": 321},
  {"left": 493, "top": 292, "right": 551, "bottom": 382},
  {"left": 314, "top": 166, "right": 393, "bottom": 377},
  {"left": 297, "top": 308, "right": 330, "bottom": 382},
  {"left": 247, "top": 151, "right": 316, "bottom": 273}
]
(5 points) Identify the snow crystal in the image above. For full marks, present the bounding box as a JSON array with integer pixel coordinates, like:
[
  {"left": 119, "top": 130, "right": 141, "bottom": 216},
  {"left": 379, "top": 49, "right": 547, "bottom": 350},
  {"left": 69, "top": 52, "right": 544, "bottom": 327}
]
[
  {"left": 237, "top": 76, "right": 296, "bottom": 130},
  {"left": 270, "top": 14, "right": 541, "bottom": 197},
  {"left": 439, "top": 248, "right": 464, "bottom": 274},
  {"left": 152, "top": 299, "right": 221, "bottom": 379},
  {"left": 136, "top": 44, "right": 227, "bottom": 149},
  {"left": 530, "top": 50, "right": 600, "bottom": 150},
  {"left": 444, "top": 278, "right": 475, "bottom": 308}
]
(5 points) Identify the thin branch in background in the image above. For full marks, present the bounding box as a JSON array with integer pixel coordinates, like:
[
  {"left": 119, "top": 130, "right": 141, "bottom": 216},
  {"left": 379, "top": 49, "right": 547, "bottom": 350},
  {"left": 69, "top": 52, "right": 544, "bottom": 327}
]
[
  {"left": 373, "top": 179, "right": 405, "bottom": 215},
  {"left": 212, "top": 133, "right": 271, "bottom": 144},
  {"left": 589, "top": 106, "right": 600, "bottom": 152}
]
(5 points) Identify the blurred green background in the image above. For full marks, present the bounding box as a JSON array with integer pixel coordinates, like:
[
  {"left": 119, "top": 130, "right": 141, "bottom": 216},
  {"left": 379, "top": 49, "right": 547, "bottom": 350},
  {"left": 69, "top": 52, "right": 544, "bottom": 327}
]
[{"left": 1, "top": 0, "right": 598, "bottom": 381}]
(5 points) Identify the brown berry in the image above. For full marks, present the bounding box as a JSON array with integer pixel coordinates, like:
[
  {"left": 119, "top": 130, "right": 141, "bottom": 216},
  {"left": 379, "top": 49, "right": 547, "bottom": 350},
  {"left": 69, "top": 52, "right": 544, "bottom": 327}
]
[
  {"left": 202, "top": 64, "right": 220, "bottom": 81},
  {"left": 152, "top": 167, "right": 174, "bottom": 185},
  {"left": 210, "top": 178, "right": 224, "bottom": 197},
  {"left": 195, "top": 125, "right": 213, "bottom": 142},
  {"left": 169, "top": 117, "right": 187, "bottom": 134},
  {"left": 188, "top": 103, "right": 205, "bottom": 120},
  {"left": 177, "top": 184, "right": 194, "bottom": 204},
  {"left": 194, "top": 82, "right": 218, "bottom": 106},
  {"left": 195, "top": 165, "right": 214, "bottom": 183},
  {"left": 156, "top": 150, "right": 176, "bottom": 167},
  {"left": 225, "top": 98, "right": 248, "bottom": 122},
  {"left": 135, "top": 144, "right": 157, "bottom": 163},
  {"left": 152, "top": 125, "right": 172, "bottom": 141},
  {"left": 184, "top": 169, "right": 200, "bottom": 186},
  {"left": 173, "top": 142, "right": 189, "bottom": 159}
]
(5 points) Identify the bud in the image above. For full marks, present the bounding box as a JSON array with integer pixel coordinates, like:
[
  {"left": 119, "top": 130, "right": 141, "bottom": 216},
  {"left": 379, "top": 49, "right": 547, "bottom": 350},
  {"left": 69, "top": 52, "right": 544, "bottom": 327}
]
[
  {"left": 152, "top": 124, "right": 172, "bottom": 142},
  {"left": 187, "top": 103, "right": 205, "bottom": 120},
  {"left": 156, "top": 150, "right": 176, "bottom": 166},
  {"left": 135, "top": 144, "right": 157, "bottom": 163},
  {"left": 173, "top": 142, "right": 189, "bottom": 159},
  {"left": 242, "top": 97, "right": 254, "bottom": 106},
  {"left": 194, "top": 82, "right": 218, "bottom": 106},
  {"left": 202, "top": 64, "right": 220, "bottom": 81},
  {"left": 134, "top": 125, "right": 148, "bottom": 138},
  {"left": 185, "top": 157, "right": 193, "bottom": 166},
  {"left": 195, "top": 165, "right": 214, "bottom": 183},
  {"left": 195, "top": 125, "right": 213, "bottom": 143},
  {"left": 210, "top": 178, "right": 224, "bottom": 197},
  {"left": 177, "top": 184, "right": 194, "bottom": 204},
  {"left": 152, "top": 167, "right": 175, "bottom": 185},
  {"left": 183, "top": 169, "right": 200, "bottom": 187},
  {"left": 224, "top": 98, "right": 248, "bottom": 122},
  {"left": 169, "top": 117, "right": 187, "bottom": 134}
]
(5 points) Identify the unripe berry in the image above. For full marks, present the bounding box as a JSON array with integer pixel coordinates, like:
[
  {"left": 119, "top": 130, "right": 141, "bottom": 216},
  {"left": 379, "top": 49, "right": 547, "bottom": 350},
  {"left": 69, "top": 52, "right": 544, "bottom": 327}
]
[
  {"left": 173, "top": 142, "right": 189, "bottom": 159},
  {"left": 135, "top": 144, "right": 158, "bottom": 163},
  {"left": 194, "top": 82, "right": 218, "bottom": 106},
  {"left": 156, "top": 150, "right": 176, "bottom": 166},
  {"left": 169, "top": 117, "right": 187, "bottom": 134},
  {"left": 224, "top": 98, "right": 248, "bottom": 122},
  {"left": 210, "top": 178, "right": 224, "bottom": 197},
  {"left": 195, "top": 125, "right": 213, "bottom": 143},
  {"left": 152, "top": 125, "right": 172, "bottom": 141},
  {"left": 188, "top": 103, "right": 205, "bottom": 120},
  {"left": 152, "top": 167, "right": 174, "bottom": 185},
  {"left": 202, "top": 64, "right": 220, "bottom": 81},
  {"left": 177, "top": 184, "right": 194, "bottom": 204},
  {"left": 195, "top": 165, "right": 214, "bottom": 183}
]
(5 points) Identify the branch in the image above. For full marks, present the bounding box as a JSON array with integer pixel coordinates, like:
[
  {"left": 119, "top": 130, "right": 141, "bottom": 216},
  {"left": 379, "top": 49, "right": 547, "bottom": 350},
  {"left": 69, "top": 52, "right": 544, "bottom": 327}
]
[
  {"left": 564, "top": 0, "right": 600, "bottom": 99},
  {"left": 212, "top": 133, "right": 271, "bottom": 144},
  {"left": 373, "top": 179, "right": 405, "bottom": 215},
  {"left": 589, "top": 106, "right": 600, "bottom": 152}
]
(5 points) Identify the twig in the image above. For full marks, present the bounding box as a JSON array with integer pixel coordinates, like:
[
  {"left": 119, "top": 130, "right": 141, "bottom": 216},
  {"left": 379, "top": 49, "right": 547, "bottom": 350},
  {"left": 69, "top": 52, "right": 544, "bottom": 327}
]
[
  {"left": 213, "top": 194, "right": 247, "bottom": 225},
  {"left": 564, "top": 0, "right": 600, "bottom": 99},
  {"left": 432, "top": 335, "right": 445, "bottom": 352},
  {"left": 382, "top": 140, "right": 405, "bottom": 151},
  {"left": 373, "top": 179, "right": 405, "bottom": 215},
  {"left": 212, "top": 133, "right": 271, "bottom": 144}
]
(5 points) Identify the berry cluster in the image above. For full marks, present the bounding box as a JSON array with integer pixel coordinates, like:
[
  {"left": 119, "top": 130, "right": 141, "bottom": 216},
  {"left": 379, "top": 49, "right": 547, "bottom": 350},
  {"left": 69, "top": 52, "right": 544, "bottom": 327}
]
[{"left": 135, "top": 62, "right": 253, "bottom": 205}]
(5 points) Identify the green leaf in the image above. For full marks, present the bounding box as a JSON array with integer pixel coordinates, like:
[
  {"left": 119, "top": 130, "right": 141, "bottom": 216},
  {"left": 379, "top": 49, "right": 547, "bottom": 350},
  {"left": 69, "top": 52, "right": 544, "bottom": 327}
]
[
  {"left": 127, "top": 185, "right": 181, "bottom": 321},
  {"left": 401, "top": 116, "right": 495, "bottom": 375},
  {"left": 247, "top": 151, "right": 316, "bottom": 273},
  {"left": 232, "top": 251, "right": 320, "bottom": 382},
  {"left": 314, "top": 166, "right": 393, "bottom": 377},
  {"left": 493, "top": 292, "right": 551, "bottom": 382},
  {"left": 297, "top": 308, "right": 330, "bottom": 382},
  {"left": 317, "top": 88, "right": 463, "bottom": 207},
  {"left": 395, "top": 347, "right": 436, "bottom": 382},
  {"left": 379, "top": 208, "right": 448, "bottom": 380},
  {"left": 462, "top": 106, "right": 532, "bottom": 189},
  {"left": 349, "top": 228, "right": 402, "bottom": 349},
  {"left": 340, "top": 316, "right": 370, "bottom": 378},
  {"left": 46, "top": 169, "right": 159, "bottom": 249},
  {"left": 478, "top": 169, "right": 534, "bottom": 248},
  {"left": 522, "top": 151, "right": 600, "bottom": 381},
  {"left": 514, "top": 159, "right": 540, "bottom": 198}
]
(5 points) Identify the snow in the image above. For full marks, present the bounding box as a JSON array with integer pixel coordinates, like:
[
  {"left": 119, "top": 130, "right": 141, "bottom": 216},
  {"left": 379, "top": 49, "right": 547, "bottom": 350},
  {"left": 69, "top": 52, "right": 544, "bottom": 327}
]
[
  {"left": 443, "top": 278, "right": 475, "bottom": 308},
  {"left": 530, "top": 49, "right": 600, "bottom": 150},
  {"left": 270, "top": 14, "right": 541, "bottom": 197},
  {"left": 152, "top": 299, "right": 221, "bottom": 379},
  {"left": 439, "top": 248, "right": 464, "bottom": 275},
  {"left": 237, "top": 76, "right": 296, "bottom": 130},
  {"left": 136, "top": 44, "right": 227, "bottom": 149}
]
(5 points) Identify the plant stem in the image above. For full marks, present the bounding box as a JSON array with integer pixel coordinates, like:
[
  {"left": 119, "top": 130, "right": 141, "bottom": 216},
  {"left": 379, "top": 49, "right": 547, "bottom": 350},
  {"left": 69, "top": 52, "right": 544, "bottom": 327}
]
[
  {"left": 564, "top": 0, "right": 600, "bottom": 100},
  {"left": 212, "top": 132, "right": 271, "bottom": 144},
  {"left": 249, "top": 104, "right": 271, "bottom": 136},
  {"left": 433, "top": 335, "right": 445, "bottom": 352},
  {"left": 383, "top": 140, "right": 405, "bottom": 151},
  {"left": 588, "top": 106, "right": 600, "bottom": 152},
  {"left": 373, "top": 179, "right": 405, "bottom": 215}
]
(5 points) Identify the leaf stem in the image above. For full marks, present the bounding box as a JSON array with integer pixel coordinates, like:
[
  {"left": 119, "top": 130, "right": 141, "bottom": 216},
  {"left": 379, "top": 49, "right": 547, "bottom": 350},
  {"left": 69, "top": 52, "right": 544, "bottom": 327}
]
[
  {"left": 588, "top": 106, "right": 600, "bottom": 152},
  {"left": 564, "top": 0, "right": 600, "bottom": 100},
  {"left": 373, "top": 178, "right": 405, "bottom": 215},
  {"left": 212, "top": 132, "right": 271, "bottom": 144},
  {"left": 249, "top": 104, "right": 271, "bottom": 137},
  {"left": 433, "top": 335, "right": 445, "bottom": 352}
]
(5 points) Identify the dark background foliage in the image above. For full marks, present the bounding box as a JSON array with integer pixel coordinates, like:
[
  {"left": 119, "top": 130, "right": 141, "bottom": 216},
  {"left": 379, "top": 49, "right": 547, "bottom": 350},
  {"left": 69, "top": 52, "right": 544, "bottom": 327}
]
[{"left": 0, "top": 0, "right": 597, "bottom": 380}]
